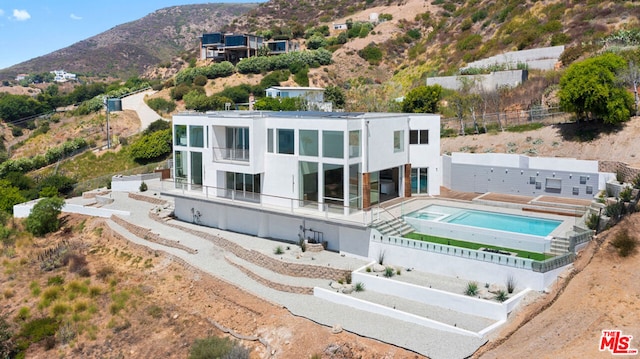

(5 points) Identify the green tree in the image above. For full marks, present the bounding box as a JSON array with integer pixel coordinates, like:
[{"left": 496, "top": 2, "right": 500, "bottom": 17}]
[
  {"left": 307, "top": 34, "right": 327, "bottom": 50},
  {"left": 129, "top": 129, "right": 172, "bottom": 164},
  {"left": 324, "top": 85, "right": 346, "bottom": 109},
  {"left": 25, "top": 196, "right": 65, "bottom": 236},
  {"left": 559, "top": 53, "right": 634, "bottom": 124},
  {"left": 0, "top": 180, "right": 25, "bottom": 213},
  {"left": 402, "top": 85, "right": 442, "bottom": 113}
]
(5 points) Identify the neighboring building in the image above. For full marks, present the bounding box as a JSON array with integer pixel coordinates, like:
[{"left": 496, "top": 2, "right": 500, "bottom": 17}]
[
  {"left": 442, "top": 152, "right": 605, "bottom": 200},
  {"left": 332, "top": 23, "right": 348, "bottom": 31},
  {"left": 50, "top": 70, "right": 76, "bottom": 82},
  {"left": 200, "top": 33, "right": 264, "bottom": 62},
  {"left": 15, "top": 74, "right": 28, "bottom": 81},
  {"left": 165, "top": 111, "right": 441, "bottom": 254},
  {"left": 264, "top": 86, "right": 332, "bottom": 111}
]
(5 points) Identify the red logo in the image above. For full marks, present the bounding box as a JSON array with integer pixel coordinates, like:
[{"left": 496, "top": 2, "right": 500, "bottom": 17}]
[{"left": 600, "top": 330, "right": 638, "bottom": 355}]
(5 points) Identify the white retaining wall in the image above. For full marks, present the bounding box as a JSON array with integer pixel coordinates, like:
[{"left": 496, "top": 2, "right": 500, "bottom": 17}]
[
  {"left": 426, "top": 70, "right": 526, "bottom": 92},
  {"left": 463, "top": 46, "right": 565, "bottom": 71},
  {"left": 13, "top": 200, "right": 130, "bottom": 218},
  {"left": 368, "top": 239, "right": 568, "bottom": 291},
  {"left": 111, "top": 174, "right": 161, "bottom": 192},
  {"left": 352, "top": 270, "right": 520, "bottom": 321},
  {"left": 314, "top": 287, "right": 482, "bottom": 338}
]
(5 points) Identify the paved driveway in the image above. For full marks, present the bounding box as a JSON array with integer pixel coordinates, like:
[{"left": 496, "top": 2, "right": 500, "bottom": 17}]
[{"left": 121, "top": 89, "right": 166, "bottom": 131}]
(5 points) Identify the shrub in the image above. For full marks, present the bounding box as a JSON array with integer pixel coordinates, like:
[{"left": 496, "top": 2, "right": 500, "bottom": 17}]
[
  {"left": 274, "top": 246, "right": 284, "bottom": 255},
  {"left": 585, "top": 212, "right": 600, "bottom": 230},
  {"left": 495, "top": 290, "right": 508, "bottom": 302},
  {"left": 129, "top": 129, "right": 172, "bottom": 164},
  {"left": 146, "top": 305, "right": 163, "bottom": 319},
  {"left": 189, "top": 336, "right": 249, "bottom": 359},
  {"left": 383, "top": 266, "right": 395, "bottom": 278},
  {"left": 139, "top": 182, "right": 148, "bottom": 192},
  {"left": 193, "top": 75, "right": 208, "bottom": 87},
  {"left": 358, "top": 43, "right": 383, "bottom": 65},
  {"left": 506, "top": 275, "right": 517, "bottom": 294},
  {"left": 611, "top": 228, "right": 637, "bottom": 257},
  {"left": 465, "top": 281, "right": 478, "bottom": 296},
  {"left": 146, "top": 98, "right": 176, "bottom": 114},
  {"left": 25, "top": 197, "right": 65, "bottom": 236},
  {"left": 355, "top": 282, "right": 365, "bottom": 292},
  {"left": 619, "top": 187, "right": 632, "bottom": 202}
]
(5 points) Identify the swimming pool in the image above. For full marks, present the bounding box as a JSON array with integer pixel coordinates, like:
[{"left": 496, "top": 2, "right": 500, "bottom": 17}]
[{"left": 408, "top": 204, "right": 562, "bottom": 237}]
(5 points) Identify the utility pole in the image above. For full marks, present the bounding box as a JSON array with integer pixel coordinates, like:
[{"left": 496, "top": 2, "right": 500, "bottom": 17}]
[{"left": 104, "top": 96, "right": 111, "bottom": 149}]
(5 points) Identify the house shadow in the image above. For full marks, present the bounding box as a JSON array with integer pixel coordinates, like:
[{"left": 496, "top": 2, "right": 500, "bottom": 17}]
[{"left": 553, "top": 120, "right": 625, "bottom": 142}]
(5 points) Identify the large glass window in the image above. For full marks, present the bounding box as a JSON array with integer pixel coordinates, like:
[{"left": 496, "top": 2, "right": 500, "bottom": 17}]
[
  {"left": 409, "top": 129, "right": 429, "bottom": 144},
  {"left": 299, "top": 130, "right": 318, "bottom": 156},
  {"left": 411, "top": 167, "right": 428, "bottom": 194},
  {"left": 267, "top": 129, "right": 274, "bottom": 153},
  {"left": 323, "top": 130, "right": 344, "bottom": 158},
  {"left": 349, "top": 130, "right": 360, "bottom": 158},
  {"left": 190, "top": 126, "right": 204, "bottom": 147},
  {"left": 349, "top": 163, "right": 361, "bottom": 209},
  {"left": 190, "top": 152, "right": 202, "bottom": 185},
  {"left": 277, "top": 129, "right": 294, "bottom": 154},
  {"left": 174, "top": 125, "right": 187, "bottom": 146},
  {"left": 393, "top": 130, "right": 404, "bottom": 152},
  {"left": 299, "top": 161, "right": 319, "bottom": 204},
  {"left": 225, "top": 127, "right": 249, "bottom": 160},
  {"left": 324, "top": 164, "right": 344, "bottom": 205}
]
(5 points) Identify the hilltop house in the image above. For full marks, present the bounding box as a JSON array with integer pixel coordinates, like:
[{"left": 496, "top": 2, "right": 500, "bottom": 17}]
[
  {"left": 165, "top": 111, "right": 441, "bottom": 254},
  {"left": 200, "top": 33, "right": 299, "bottom": 62},
  {"left": 200, "top": 33, "right": 264, "bottom": 62},
  {"left": 264, "top": 86, "right": 332, "bottom": 111},
  {"left": 50, "top": 70, "right": 76, "bottom": 82}
]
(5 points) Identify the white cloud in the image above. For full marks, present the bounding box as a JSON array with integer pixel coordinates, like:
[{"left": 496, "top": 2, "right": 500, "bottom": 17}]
[
  {"left": 0, "top": 9, "right": 5, "bottom": 17},
  {"left": 12, "top": 9, "right": 31, "bottom": 21},
  {"left": 70, "top": 13, "right": 82, "bottom": 20}
]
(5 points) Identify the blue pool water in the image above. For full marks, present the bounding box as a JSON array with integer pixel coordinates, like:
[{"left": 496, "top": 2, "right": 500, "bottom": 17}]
[{"left": 409, "top": 204, "right": 562, "bottom": 237}]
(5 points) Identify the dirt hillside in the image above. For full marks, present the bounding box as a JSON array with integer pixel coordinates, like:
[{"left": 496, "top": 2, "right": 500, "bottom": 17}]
[{"left": 441, "top": 116, "right": 640, "bottom": 168}]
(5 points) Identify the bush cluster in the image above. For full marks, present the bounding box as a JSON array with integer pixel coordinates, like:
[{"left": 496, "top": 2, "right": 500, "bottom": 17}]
[
  {"left": 236, "top": 49, "right": 331, "bottom": 74},
  {"left": 174, "top": 61, "right": 235, "bottom": 85},
  {"left": 0, "top": 138, "right": 88, "bottom": 177}
]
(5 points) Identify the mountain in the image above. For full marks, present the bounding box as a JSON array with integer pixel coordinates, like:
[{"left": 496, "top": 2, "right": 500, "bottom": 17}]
[{"left": 0, "top": 3, "right": 258, "bottom": 81}]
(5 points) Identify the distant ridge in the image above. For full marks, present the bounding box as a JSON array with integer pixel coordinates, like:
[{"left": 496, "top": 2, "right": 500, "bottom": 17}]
[{"left": 0, "top": 3, "right": 258, "bottom": 80}]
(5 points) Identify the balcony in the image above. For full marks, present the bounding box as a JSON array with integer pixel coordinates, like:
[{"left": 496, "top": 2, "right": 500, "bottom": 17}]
[{"left": 212, "top": 147, "right": 250, "bottom": 163}]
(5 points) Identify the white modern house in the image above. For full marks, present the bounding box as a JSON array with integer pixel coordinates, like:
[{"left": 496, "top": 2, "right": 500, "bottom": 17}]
[
  {"left": 165, "top": 111, "right": 441, "bottom": 255},
  {"left": 50, "top": 70, "right": 76, "bottom": 82},
  {"left": 264, "top": 86, "right": 333, "bottom": 111}
]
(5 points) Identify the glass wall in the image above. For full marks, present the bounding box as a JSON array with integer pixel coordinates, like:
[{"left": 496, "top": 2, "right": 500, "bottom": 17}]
[
  {"left": 225, "top": 127, "right": 249, "bottom": 160},
  {"left": 277, "top": 129, "right": 294, "bottom": 154},
  {"left": 174, "top": 125, "right": 187, "bottom": 146},
  {"left": 323, "top": 130, "right": 343, "bottom": 158},
  {"left": 299, "top": 161, "right": 318, "bottom": 204},
  {"left": 174, "top": 150, "right": 187, "bottom": 187},
  {"left": 226, "top": 172, "right": 261, "bottom": 201},
  {"left": 349, "top": 130, "right": 360, "bottom": 158},
  {"left": 411, "top": 167, "right": 428, "bottom": 194},
  {"left": 349, "top": 163, "right": 361, "bottom": 209},
  {"left": 324, "top": 163, "right": 344, "bottom": 206},
  {"left": 369, "top": 171, "right": 379, "bottom": 205},
  {"left": 190, "top": 126, "right": 204, "bottom": 147},
  {"left": 191, "top": 152, "right": 203, "bottom": 185},
  {"left": 299, "top": 130, "right": 318, "bottom": 156}
]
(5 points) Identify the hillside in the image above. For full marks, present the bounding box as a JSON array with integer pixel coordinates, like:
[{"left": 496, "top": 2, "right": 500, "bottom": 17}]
[{"left": 0, "top": 3, "right": 258, "bottom": 80}]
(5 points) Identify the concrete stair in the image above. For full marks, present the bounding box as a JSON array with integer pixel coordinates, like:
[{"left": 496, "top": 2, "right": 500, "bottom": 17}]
[
  {"left": 549, "top": 236, "right": 571, "bottom": 255},
  {"left": 373, "top": 217, "right": 414, "bottom": 237}
]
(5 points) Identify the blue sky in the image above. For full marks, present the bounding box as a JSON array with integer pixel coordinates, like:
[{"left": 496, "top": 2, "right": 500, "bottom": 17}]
[{"left": 0, "top": 1, "right": 263, "bottom": 70}]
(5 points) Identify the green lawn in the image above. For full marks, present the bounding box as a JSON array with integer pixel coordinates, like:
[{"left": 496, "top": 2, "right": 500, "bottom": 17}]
[{"left": 404, "top": 232, "right": 554, "bottom": 261}]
